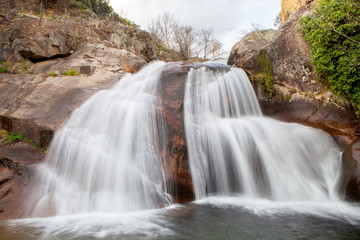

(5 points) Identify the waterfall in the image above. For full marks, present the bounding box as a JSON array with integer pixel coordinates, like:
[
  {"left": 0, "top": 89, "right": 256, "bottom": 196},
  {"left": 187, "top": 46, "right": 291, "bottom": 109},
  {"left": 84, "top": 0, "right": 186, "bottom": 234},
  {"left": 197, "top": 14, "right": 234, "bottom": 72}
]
[
  {"left": 184, "top": 64, "right": 342, "bottom": 201},
  {"left": 28, "top": 62, "right": 172, "bottom": 216}
]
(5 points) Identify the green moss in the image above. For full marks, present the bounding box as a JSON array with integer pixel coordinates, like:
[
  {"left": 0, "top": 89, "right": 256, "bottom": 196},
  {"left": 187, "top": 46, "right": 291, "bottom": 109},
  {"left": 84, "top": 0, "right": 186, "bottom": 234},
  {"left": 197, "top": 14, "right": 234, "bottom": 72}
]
[
  {"left": 63, "top": 69, "right": 79, "bottom": 76},
  {"left": 256, "top": 51, "right": 276, "bottom": 97},
  {"left": 49, "top": 72, "right": 57, "bottom": 77}
]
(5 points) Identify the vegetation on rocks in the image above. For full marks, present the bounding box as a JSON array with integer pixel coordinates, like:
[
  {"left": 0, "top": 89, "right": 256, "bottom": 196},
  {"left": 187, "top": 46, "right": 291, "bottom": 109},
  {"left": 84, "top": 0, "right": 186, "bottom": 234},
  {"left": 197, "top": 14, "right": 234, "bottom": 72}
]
[
  {"left": 301, "top": 0, "right": 360, "bottom": 114},
  {"left": 0, "top": 129, "right": 42, "bottom": 150},
  {"left": 63, "top": 69, "right": 79, "bottom": 76},
  {"left": 256, "top": 50, "right": 276, "bottom": 97}
]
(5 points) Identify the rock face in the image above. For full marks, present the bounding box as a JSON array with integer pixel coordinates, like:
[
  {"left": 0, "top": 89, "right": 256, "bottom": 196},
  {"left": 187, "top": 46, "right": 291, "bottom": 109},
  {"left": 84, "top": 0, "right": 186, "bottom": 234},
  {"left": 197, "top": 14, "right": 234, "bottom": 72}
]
[
  {"left": 0, "top": 141, "right": 45, "bottom": 220},
  {"left": 0, "top": 13, "right": 160, "bottom": 65},
  {"left": 228, "top": 3, "right": 360, "bottom": 199},
  {"left": 281, "top": 0, "right": 309, "bottom": 23},
  {"left": 14, "top": 31, "right": 70, "bottom": 61},
  {"left": 0, "top": 44, "right": 146, "bottom": 148},
  {"left": 0, "top": 31, "right": 11, "bottom": 61}
]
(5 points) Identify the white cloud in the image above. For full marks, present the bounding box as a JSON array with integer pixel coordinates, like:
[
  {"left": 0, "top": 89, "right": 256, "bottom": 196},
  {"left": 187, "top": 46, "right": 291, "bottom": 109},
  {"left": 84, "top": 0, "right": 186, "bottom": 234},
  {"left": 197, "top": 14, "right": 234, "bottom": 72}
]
[{"left": 109, "top": 0, "right": 281, "bottom": 52}]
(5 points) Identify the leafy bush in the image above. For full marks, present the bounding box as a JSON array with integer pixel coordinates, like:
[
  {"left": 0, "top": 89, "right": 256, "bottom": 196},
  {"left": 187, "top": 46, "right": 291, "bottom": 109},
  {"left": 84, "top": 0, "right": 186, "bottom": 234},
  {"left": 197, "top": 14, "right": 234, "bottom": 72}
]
[
  {"left": 63, "top": 69, "right": 79, "bottom": 76},
  {"left": 301, "top": 0, "right": 360, "bottom": 114}
]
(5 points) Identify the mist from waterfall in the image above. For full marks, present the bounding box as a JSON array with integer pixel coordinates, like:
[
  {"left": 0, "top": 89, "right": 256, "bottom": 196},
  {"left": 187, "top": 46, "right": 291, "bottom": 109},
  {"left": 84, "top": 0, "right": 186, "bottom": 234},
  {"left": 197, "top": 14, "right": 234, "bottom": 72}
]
[
  {"left": 27, "top": 62, "right": 172, "bottom": 217},
  {"left": 184, "top": 65, "right": 342, "bottom": 202}
]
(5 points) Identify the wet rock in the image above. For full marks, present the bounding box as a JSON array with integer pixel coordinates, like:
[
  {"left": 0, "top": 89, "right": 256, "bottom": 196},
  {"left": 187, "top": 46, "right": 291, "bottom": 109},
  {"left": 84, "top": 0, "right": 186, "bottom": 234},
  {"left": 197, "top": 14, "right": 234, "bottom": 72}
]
[
  {"left": 0, "top": 142, "right": 44, "bottom": 220},
  {"left": 158, "top": 63, "right": 194, "bottom": 203},
  {"left": 345, "top": 140, "right": 360, "bottom": 200}
]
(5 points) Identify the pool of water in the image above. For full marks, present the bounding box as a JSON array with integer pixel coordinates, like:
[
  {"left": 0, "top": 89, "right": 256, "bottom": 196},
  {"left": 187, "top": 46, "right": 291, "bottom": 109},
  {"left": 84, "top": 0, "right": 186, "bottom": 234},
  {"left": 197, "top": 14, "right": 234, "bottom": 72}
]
[{"left": 2, "top": 197, "right": 360, "bottom": 240}]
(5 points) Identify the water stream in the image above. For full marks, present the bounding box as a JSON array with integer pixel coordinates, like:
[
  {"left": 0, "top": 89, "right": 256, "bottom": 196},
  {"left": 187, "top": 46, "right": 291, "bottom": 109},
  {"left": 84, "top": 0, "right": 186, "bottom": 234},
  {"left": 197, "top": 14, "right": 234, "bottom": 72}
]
[{"left": 1, "top": 62, "right": 360, "bottom": 239}]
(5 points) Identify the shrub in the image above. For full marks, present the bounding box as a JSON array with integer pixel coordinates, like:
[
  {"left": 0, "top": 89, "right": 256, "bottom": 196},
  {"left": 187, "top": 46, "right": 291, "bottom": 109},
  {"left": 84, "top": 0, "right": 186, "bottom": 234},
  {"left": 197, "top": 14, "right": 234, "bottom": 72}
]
[
  {"left": 49, "top": 72, "right": 57, "bottom": 76},
  {"left": 63, "top": 69, "right": 79, "bottom": 76},
  {"left": 301, "top": 0, "right": 360, "bottom": 114}
]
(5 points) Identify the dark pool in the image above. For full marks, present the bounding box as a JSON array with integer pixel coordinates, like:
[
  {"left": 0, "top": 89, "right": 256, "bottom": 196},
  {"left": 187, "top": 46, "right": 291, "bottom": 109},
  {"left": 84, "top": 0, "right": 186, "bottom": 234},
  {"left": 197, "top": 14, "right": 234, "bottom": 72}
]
[{"left": 1, "top": 197, "right": 360, "bottom": 240}]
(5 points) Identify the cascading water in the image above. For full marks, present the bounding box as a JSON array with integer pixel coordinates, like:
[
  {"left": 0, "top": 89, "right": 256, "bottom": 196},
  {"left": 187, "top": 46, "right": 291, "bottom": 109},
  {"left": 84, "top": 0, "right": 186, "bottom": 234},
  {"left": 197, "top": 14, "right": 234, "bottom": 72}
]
[
  {"left": 3, "top": 62, "right": 360, "bottom": 240},
  {"left": 27, "top": 62, "right": 172, "bottom": 216},
  {"left": 184, "top": 64, "right": 342, "bottom": 201}
]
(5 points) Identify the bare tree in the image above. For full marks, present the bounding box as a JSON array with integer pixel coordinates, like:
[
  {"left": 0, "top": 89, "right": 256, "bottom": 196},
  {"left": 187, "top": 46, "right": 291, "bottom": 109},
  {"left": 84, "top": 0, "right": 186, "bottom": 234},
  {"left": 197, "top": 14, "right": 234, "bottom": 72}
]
[
  {"left": 173, "top": 24, "right": 197, "bottom": 60},
  {"left": 148, "top": 12, "right": 177, "bottom": 49},
  {"left": 210, "top": 40, "right": 224, "bottom": 60},
  {"left": 197, "top": 28, "right": 214, "bottom": 60}
]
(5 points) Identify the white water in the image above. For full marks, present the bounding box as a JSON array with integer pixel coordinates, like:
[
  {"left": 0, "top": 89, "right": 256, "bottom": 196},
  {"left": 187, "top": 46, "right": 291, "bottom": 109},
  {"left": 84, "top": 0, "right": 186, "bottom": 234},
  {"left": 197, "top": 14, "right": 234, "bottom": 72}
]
[
  {"left": 3, "top": 62, "right": 360, "bottom": 239},
  {"left": 184, "top": 66, "right": 342, "bottom": 201},
  {"left": 27, "top": 62, "right": 172, "bottom": 217}
]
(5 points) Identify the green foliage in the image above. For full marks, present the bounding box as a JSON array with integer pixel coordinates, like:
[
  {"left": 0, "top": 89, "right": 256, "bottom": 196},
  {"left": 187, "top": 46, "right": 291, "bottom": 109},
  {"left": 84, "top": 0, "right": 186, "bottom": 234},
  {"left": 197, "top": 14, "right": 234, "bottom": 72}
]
[
  {"left": 256, "top": 50, "right": 276, "bottom": 97},
  {"left": 63, "top": 69, "right": 79, "bottom": 76},
  {"left": 6, "top": 133, "right": 25, "bottom": 144},
  {"left": 0, "top": 66, "right": 8, "bottom": 73},
  {"left": 301, "top": 0, "right": 360, "bottom": 114},
  {"left": 1, "top": 130, "right": 43, "bottom": 150},
  {"left": 49, "top": 72, "right": 57, "bottom": 77}
]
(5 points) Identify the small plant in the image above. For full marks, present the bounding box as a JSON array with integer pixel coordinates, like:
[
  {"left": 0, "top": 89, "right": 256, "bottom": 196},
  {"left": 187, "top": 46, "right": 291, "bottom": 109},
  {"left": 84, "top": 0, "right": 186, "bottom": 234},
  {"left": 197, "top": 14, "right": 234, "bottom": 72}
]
[
  {"left": 1, "top": 129, "right": 43, "bottom": 150},
  {"left": 0, "top": 66, "right": 8, "bottom": 73},
  {"left": 0, "top": 129, "right": 8, "bottom": 139},
  {"left": 63, "top": 70, "right": 79, "bottom": 76},
  {"left": 6, "top": 133, "right": 25, "bottom": 144},
  {"left": 49, "top": 72, "right": 57, "bottom": 77}
]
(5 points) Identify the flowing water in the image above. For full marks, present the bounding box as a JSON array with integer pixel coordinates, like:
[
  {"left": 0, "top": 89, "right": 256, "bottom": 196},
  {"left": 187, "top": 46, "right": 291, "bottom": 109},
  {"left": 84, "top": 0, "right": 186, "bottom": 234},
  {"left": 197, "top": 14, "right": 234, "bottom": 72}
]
[
  {"left": 26, "top": 61, "right": 172, "bottom": 217},
  {"left": 1, "top": 62, "right": 360, "bottom": 239}
]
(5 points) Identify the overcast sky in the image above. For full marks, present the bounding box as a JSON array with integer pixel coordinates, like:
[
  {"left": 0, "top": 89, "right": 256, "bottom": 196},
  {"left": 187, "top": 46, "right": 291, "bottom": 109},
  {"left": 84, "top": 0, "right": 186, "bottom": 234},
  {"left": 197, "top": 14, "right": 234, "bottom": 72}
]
[{"left": 109, "top": 0, "right": 281, "bottom": 52}]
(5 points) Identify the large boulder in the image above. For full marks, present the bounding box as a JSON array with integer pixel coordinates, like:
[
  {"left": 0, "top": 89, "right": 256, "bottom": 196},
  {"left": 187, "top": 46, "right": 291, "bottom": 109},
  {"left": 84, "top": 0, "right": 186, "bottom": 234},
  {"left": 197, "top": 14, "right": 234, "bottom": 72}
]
[{"left": 13, "top": 31, "right": 70, "bottom": 61}]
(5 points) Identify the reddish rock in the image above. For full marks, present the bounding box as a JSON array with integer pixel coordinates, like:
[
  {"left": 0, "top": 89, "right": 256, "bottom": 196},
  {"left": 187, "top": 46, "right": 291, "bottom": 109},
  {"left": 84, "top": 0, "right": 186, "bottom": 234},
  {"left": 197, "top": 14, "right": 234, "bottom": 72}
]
[
  {"left": 0, "top": 142, "right": 44, "bottom": 220},
  {"left": 345, "top": 140, "right": 360, "bottom": 200},
  {"left": 158, "top": 63, "right": 194, "bottom": 203}
]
